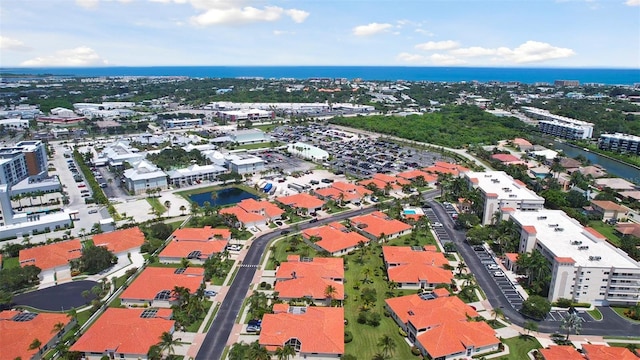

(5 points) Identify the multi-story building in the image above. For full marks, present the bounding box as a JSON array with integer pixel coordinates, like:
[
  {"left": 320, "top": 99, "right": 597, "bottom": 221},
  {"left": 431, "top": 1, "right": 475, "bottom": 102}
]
[
  {"left": 465, "top": 171, "right": 545, "bottom": 225},
  {"left": 522, "top": 107, "right": 594, "bottom": 140},
  {"left": 225, "top": 153, "right": 265, "bottom": 174},
  {"left": 598, "top": 133, "right": 640, "bottom": 155},
  {"left": 167, "top": 164, "right": 226, "bottom": 187},
  {"left": 504, "top": 208, "right": 640, "bottom": 306},
  {"left": 163, "top": 118, "right": 203, "bottom": 129},
  {"left": 122, "top": 159, "right": 168, "bottom": 195},
  {"left": 0, "top": 141, "right": 48, "bottom": 186}
]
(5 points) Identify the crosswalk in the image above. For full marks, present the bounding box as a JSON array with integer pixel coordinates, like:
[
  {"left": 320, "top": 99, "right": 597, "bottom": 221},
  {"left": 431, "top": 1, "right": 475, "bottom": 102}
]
[{"left": 239, "top": 264, "right": 260, "bottom": 268}]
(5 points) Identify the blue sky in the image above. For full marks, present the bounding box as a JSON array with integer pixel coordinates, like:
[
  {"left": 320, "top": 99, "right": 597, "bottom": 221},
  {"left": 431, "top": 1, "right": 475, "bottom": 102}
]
[{"left": 1, "top": 0, "right": 639, "bottom": 68}]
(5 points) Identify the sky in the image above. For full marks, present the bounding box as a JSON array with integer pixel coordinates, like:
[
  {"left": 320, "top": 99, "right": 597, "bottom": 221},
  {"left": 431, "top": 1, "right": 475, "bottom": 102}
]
[{"left": 0, "top": 0, "right": 639, "bottom": 68}]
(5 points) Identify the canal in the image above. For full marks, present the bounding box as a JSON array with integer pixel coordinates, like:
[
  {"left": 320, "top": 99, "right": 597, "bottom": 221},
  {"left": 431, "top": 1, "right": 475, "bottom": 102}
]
[{"left": 552, "top": 141, "right": 640, "bottom": 185}]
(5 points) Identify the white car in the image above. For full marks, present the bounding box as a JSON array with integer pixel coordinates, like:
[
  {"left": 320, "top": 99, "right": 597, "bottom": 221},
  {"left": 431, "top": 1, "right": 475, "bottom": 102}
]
[
  {"left": 486, "top": 264, "right": 500, "bottom": 270},
  {"left": 432, "top": 222, "right": 443, "bottom": 227},
  {"left": 493, "top": 271, "right": 505, "bottom": 277}
]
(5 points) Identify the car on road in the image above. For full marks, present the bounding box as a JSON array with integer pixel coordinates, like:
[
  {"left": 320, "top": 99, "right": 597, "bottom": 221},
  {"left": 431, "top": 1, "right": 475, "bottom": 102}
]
[
  {"left": 88, "top": 209, "right": 98, "bottom": 214},
  {"left": 310, "top": 218, "right": 319, "bottom": 223},
  {"left": 493, "top": 271, "right": 505, "bottom": 277},
  {"left": 280, "top": 230, "right": 291, "bottom": 235},
  {"left": 432, "top": 222, "right": 443, "bottom": 227}
]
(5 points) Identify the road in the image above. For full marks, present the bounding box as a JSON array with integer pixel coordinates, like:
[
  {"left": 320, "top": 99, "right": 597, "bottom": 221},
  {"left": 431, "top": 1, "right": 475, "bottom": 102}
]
[
  {"left": 424, "top": 197, "right": 640, "bottom": 336},
  {"left": 194, "top": 206, "right": 377, "bottom": 360}
]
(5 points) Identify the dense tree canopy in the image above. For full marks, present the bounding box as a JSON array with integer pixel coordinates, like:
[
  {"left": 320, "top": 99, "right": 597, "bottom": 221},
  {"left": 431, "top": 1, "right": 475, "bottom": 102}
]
[
  {"left": 0, "top": 265, "right": 41, "bottom": 293},
  {"left": 146, "top": 147, "right": 208, "bottom": 171},
  {"left": 73, "top": 246, "right": 117, "bottom": 275}
]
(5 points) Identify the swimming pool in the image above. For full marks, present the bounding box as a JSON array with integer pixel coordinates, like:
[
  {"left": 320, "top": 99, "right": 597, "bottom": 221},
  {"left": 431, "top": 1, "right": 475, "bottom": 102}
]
[{"left": 403, "top": 209, "right": 417, "bottom": 215}]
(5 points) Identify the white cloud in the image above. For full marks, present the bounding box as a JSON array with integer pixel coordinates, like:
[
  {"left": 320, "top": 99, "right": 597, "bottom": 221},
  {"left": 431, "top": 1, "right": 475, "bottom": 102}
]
[
  {"left": 285, "top": 9, "right": 309, "bottom": 23},
  {"left": 396, "top": 52, "right": 426, "bottom": 63},
  {"left": 450, "top": 41, "right": 575, "bottom": 63},
  {"left": 415, "top": 40, "right": 459, "bottom": 51},
  {"left": 0, "top": 36, "right": 31, "bottom": 51},
  {"left": 273, "top": 30, "right": 295, "bottom": 36},
  {"left": 414, "top": 28, "right": 434, "bottom": 36},
  {"left": 429, "top": 53, "right": 466, "bottom": 65},
  {"left": 21, "top": 47, "right": 108, "bottom": 66},
  {"left": 625, "top": 0, "right": 640, "bottom": 5},
  {"left": 75, "top": 0, "right": 99, "bottom": 9},
  {"left": 190, "top": 5, "right": 308, "bottom": 25},
  {"left": 352, "top": 23, "right": 393, "bottom": 36}
]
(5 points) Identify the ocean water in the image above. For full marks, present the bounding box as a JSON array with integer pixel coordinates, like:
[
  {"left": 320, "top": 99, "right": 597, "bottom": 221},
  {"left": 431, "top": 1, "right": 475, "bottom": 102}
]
[{"left": 1, "top": 66, "right": 639, "bottom": 85}]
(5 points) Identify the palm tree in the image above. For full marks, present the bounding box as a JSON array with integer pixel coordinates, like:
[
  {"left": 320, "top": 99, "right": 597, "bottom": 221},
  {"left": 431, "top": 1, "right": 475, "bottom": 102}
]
[
  {"left": 164, "top": 200, "right": 171, "bottom": 215},
  {"left": 523, "top": 320, "right": 538, "bottom": 335},
  {"left": 275, "top": 344, "right": 296, "bottom": 360},
  {"left": 377, "top": 334, "right": 396, "bottom": 358},
  {"left": 372, "top": 352, "right": 390, "bottom": 360},
  {"left": 361, "top": 267, "right": 372, "bottom": 284},
  {"left": 157, "top": 331, "right": 181, "bottom": 357},
  {"left": 147, "top": 344, "right": 163, "bottom": 360},
  {"left": 248, "top": 341, "right": 270, "bottom": 360},
  {"left": 560, "top": 312, "right": 583, "bottom": 341},
  {"left": 324, "top": 284, "right": 337, "bottom": 306},
  {"left": 456, "top": 261, "right": 467, "bottom": 276},
  {"left": 28, "top": 338, "right": 42, "bottom": 353},
  {"left": 491, "top": 308, "right": 504, "bottom": 322},
  {"left": 179, "top": 205, "right": 187, "bottom": 215}
]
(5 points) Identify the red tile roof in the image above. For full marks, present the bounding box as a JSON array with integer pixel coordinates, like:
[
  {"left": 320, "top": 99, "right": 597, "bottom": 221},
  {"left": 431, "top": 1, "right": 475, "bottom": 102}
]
[
  {"left": 417, "top": 320, "right": 499, "bottom": 358},
  {"left": 159, "top": 239, "right": 228, "bottom": 260},
  {"left": 92, "top": 227, "right": 145, "bottom": 254},
  {"left": 386, "top": 294, "right": 479, "bottom": 330},
  {"left": 19, "top": 239, "right": 82, "bottom": 270},
  {"left": 591, "top": 200, "right": 627, "bottom": 212},
  {"left": 397, "top": 169, "right": 438, "bottom": 183},
  {"left": 491, "top": 153, "right": 521, "bottom": 163},
  {"left": 302, "top": 223, "right": 369, "bottom": 254},
  {"left": 276, "top": 193, "right": 325, "bottom": 211},
  {"left": 275, "top": 277, "right": 344, "bottom": 300},
  {"left": 70, "top": 308, "right": 174, "bottom": 355},
  {"left": 615, "top": 223, "right": 640, "bottom": 238},
  {"left": 540, "top": 345, "right": 584, "bottom": 360},
  {"left": 276, "top": 256, "right": 343, "bottom": 281},
  {"left": 504, "top": 253, "right": 519, "bottom": 262},
  {"left": 350, "top": 211, "right": 412, "bottom": 238},
  {"left": 554, "top": 256, "right": 576, "bottom": 264},
  {"left": 1, "top": 311, "right": 71, "bottom": 360},
  {"left": 120, "top": 267, "right": 204, "bottom": 301},
  {"left": 260, "top": 307, "right": 344, "bottom": 355},
  {"left": 584, "top": 227, "right": 607, "bottom": 240},
  {"left": 423, "top": 162, "right": 469, "bottom": 176},
  {"left": 220, "top": 199, "right": 284, "bottom": 225},
  {"left": 522, "top": 225, "right": 537, "bottom": 234},
  {"left": 582, "top": 344, "right": 638, "bottom": 360},
  {"left": 383, "top": 246, "right": 452, "bottom": 284},
  {"left": 171, "top": 226, "right": 231, "bottom": 241}
]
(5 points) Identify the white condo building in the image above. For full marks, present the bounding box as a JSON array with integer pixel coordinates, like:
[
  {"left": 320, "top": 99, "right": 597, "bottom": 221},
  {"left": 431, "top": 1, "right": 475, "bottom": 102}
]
[
  {"left": 465, "top": 171, "right": 545, "bottom": 225},
  {"left": 123, "top": 160, "right": 168, "bottom": 195},
  {"left": 504, "top": 208, "right": 640, "bottom": 306},
  {"left": 225, "top": 153, "right": 265, "bottom": 174},
  {"left": 522, "top": 107, "right": 594, "bottom": 140},
  {"left": 598, "top": 133, "right": 640, "bottom": 155}
]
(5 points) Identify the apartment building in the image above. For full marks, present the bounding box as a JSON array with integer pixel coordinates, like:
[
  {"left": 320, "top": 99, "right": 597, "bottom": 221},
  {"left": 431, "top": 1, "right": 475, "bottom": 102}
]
[
  {"left": 504, "top": 208, "right": 640, "bottom": 306},
  {"left": 522, "top": 107, "right": 594, "bottom": 140},
  {"left": 465, "top": 171, "right": 545, "bottom": 225},
  {"left": 598, "top": 133, "right": 640, "bottom": 155}
]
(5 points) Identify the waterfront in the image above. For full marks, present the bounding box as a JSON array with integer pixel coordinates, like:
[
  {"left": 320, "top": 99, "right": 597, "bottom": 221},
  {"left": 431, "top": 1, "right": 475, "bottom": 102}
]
[
  {"left": 552, "top": 141, "right": 640, "bottom": 185},
  {"left": 188, "top": 187, "right": 259, "bottom": 207}
]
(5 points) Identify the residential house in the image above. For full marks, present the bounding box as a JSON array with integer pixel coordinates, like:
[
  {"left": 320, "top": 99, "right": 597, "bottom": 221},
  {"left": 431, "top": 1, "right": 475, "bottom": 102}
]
[
  {"left": 92, "top": 226, "right": 146, "bottom": 256},
  {"left": 512, "top": 138, "right": 534, "bottom": 151},
  {"left": 350, "top": 211, "right": 412, "bottom": 240},
  {"left": 219, "top": 198, "right": 283, "bottom": 228},
  {"left": 396, "top": 169, "right": 437, "bottom": 185},
  {"left": 275, "top": 193, "right": 325, "bottom": 215},
  {"left": 313, "top": 181, "right": 372, "bottom": 205},
  {"left": 423, "top": 161, "right": 470, "bottom": 177},
  {"left": 382, "top": 246, "right": 453, "bottom": 290},
  {"left": 120, "top": 267, "right": 204, "bottom": 307},
  {"left": 159, "top": 227, "right": 230, "bottom": 264},
  {"left": 385, "top": 294, "right": 500, "bottom": 360},
  {"left": 260, "top": 305, "right": 344, "bottom": 358},
  {"left": 539, "top": 345, "right": 584, "bottom": 360},
  {"left": 274, "top": 255, "right": 344, "bottom": 305},
  {"left": 302, "top": 222, "right": 370, "bottom": 256},
  {"left": 359, "top": 173, "right": 405, "bottom": 194},
  {"left": 70, "top": 308, "right": 175, "bottom": 360},
  {"left": 582, "top": 344, "right": 639, "bottom": 360},
  {"left": 590, "top": 200, "right": 630, "bottom": 222},
  {"left": 491, "top": 153, "right": 525, "bottom": 166},
  {"left": 19, "top": 239, "right": 82, "bottom": 281},
  {"left": 1, "top": 310, "right": 74, "bottom": 360}
]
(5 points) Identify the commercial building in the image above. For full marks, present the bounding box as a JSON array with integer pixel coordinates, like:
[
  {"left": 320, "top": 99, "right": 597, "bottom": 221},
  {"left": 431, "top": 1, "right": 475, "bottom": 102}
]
[
  {"left": 96, "top": 141, "right": 145, "bottom": 167},
  {"left": 0, "top": 141, "right": 48, "bottom": 185},
  {"left": 598, "top": 133, "right": 640, "bottom": 155},
  {"left": 287, "top": 142, "right": 329, "bottom": 162},
  {"left": 465, "top": 171, "right": 545, "bottom": 225},
  {"left": 167, "top": 164, "right": 226, "bottom": 187},
  {"left": 0, "top": 118, "right": 29, "bottom": 130},
  {"left": 1, "top": 310, "right": 74, "bottom": 360},
  {"left": 216, "top": 109, "right": 274, "bottom": 123},
  {"left": 122, "top": 159, "right": 168, "bottom": 195},
  {"left": 522, "top": 107, "right": 594, "bottom": 140},
  {"left": 163, "top": 118, "right": 203, "bottom": 129},
  {"left": 505, "top": 208, "right": 640, "bottom": 305},
  {"left": 225, "top": 153, "right": 266, "bottom": 174}
]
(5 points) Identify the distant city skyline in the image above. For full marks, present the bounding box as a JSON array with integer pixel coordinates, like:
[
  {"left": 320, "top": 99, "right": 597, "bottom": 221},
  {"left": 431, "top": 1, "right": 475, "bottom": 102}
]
[{"left": 1, "top": 0, "right": 639, "bottom": 68}]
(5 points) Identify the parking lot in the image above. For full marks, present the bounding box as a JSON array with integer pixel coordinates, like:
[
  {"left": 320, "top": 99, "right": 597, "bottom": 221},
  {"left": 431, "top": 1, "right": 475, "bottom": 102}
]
[
  {"left": 423, "top": 208, "right": 452, "bottom": 244},
  {"left": 472, "top": 245, "right": 524, "bottom": 310},
  {"left": 544, "top": 309, "right": 593, "bottom": 322}
]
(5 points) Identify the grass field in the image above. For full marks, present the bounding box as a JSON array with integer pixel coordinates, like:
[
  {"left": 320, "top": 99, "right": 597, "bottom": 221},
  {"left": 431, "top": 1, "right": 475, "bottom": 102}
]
[
  {"left": 587, "top": 220, "right": 622, "bottom": 247},
  {"left": 2, "top": 256, "right": 19, "bottom": 269},
  {"left": 588, "top": 307, "right": 603, "bottom": 320},
  {"left": 146, "top": 197, "right": 167, "bottom": 214},
  {"left": 494, "top": 335, "right": 542, "bottom": 360},
  {"left": 612, "top": 307, "right": 640, "bottom": 323}
]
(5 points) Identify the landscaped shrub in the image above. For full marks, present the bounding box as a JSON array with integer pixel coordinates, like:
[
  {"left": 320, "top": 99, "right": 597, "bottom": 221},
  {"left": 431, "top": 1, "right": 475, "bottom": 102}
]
[
  {"left": 399, "top": 327, "right": 407, "bottom": 337},
  {"left": 554, "top": 298, "right": 572, "bottom": 308},
  {"left": 344, "top": 331, "right": 353, "bottom": 343},
  {"left": 411, "top": 346, "right": 422, "bottom": 356},
  {"left": 367, "top": 312, "right": 381, "bottom": 327},
  {"left": 357, "top": 311, "right": 368, "bottom": 324}
]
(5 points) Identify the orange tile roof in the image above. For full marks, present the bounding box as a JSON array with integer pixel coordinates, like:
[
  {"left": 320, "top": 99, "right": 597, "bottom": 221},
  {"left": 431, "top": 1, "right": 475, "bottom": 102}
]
[
  {"left": 554, "top": 256, "right": 576, "bottom": 264},
  {"left": 491, "top": 153, "right": 521, "bottom": 163},
  {"left": 221, "top": 199, "right": 284, "bottom": 225},
  {"left": 615, "top": 223, "right": 640, "bottom": 237},
  {"left": 540, "top": 346, "right": 584, "bottom": 360},
  {"left": 351, "top": 211, "right": 412, "bottom": 238},
  {"left": 522, "top": 225, "right": 537, "bottom": 234},
  {"left": 591, "top": 200, "right": 627, "bottom": 212},
  {"left": 92, "top": 227, "right": 145, "bottom": 254},
  {"left": 582, "top": 344, "right": 638, "bottom": 360},
  {"left": 219, "top": 206, "right": 266, "bottom": 225},
  {"left": 260, "top": 307, "right": 344, "bottom": 355},
  {"left": 417, "top": 320, "right": 499, "bottom": 358},
  {"left": 276, "top": 193, "right": 325, "bottom": 211},
  {"left": 433, "top": 288, "right": 450, "bottom": 297},
  {"left": 423, "top": 162, "right": 469, "bottom": 176},
  {"left": 275, "top": 277, "right": 344, "bottom": 300},
  {"left": 276, "top": 256, "right": 344, "bottom": 281},
  {"left": 120, "top": 267, "right": 204, "bottom": 301},
  {"left": 373, "top": 173, "right": 397, "bottom": 184},
  {"left": 303, "top": 223, "right": 370, "bottom": 254},
  {"left": 159, "top": 239, "right": 228, "bottom": 260},
  {"left": 70, "top": 308, "right": 174, "bottom": 355},
  {"left": 504, "top": 253, "right": 519, "bottom": 262},
  {"left": 397, "top": 169, "right": 437, "bottom": 183},
  {"left": 386, "top": 294, "right": 479, "bottom": 329},
  {"left": 1, "top": 311, "right": 71, "bottom": 360},
  {"left": 513, "top": 138, "right": 532, "bottom": 147},
  {"left": 314, "top": 182, "right": 371, "bottom": 203},
  {"left": 172, "top": 226, "right": 231, "bottom": 241},
  {"left": 383, "top": 246, "right": 452, "bottom": 284},
  {"left": 19, "top": 239, "right": 82, "bottom": 270}
]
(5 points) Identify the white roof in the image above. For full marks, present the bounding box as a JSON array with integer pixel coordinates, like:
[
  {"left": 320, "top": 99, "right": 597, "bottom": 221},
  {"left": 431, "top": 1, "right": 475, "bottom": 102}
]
[
  {"left": 123, "top": 159, "right": 167, "bottom": 181},
  {"left": 167, "top": 164, "right": 226, "bottom": 178},
  {"left": 510, "top": 209, "right": 639, "bottom": 269},
  {"left": 466, "top": 171, "right": 544, "bottom": 202},
  {"left": 225, "top": 153, "right": 265, "bottom": 165}
]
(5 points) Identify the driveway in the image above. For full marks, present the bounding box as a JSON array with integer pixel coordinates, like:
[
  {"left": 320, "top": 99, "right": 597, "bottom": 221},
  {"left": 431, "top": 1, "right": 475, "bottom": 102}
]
[
  {"left": 424, "top": 197, "right": 640, "bottom": 336},
  {"left": 13, "top": 280, "right": 98, "bottom": 311}
]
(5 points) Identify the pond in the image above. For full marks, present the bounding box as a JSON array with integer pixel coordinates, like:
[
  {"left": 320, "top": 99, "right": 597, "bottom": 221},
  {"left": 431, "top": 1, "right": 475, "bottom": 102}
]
[{"left": 189, "top": 187, "right": 259, "bottom": 207}]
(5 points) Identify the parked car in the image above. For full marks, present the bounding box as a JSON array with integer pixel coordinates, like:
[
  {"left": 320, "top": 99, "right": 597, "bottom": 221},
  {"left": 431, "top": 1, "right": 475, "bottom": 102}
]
[
  {"left": 280, "top": 230, "right": 291, "bottom": 235},
  {"left": 486, "top": 264, "right": 500, "bottom": 270},
  {"left": 310, "top": 218, "right": 319, "bottom": 223},
  {"left": 493, "top": 271, "right": 505, "bottom": 277},
  {"left": 204, "top": 290, "right": 217, "bottom": 297},
  {"left": 88, "top": 209, "right": 98, "bottom": 214}
]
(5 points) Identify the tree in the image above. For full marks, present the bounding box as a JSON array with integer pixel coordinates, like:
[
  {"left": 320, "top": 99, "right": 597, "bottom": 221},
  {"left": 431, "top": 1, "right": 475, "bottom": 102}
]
[
  {"left": 164, "top": 200, "right": 171, "bottom": 215},
  {"left": 560, "top": 312, "right": 583, "bottom": 341},
  {"left": 456, "top": 261, "right": 467, "bottom": 276},
  {"left": 74, "top": 246, "right": 117, "bottom": 274},
  {"left": 275, "top": 344, "right": 296, "bottom": 360},
  {"left": 523, "top": 320, "right": 539, "bottom": 335},
  {"left": 247, "top": 341, "right": 270, "bottom": 360},
  {"left": 28, "top": 338, "right": 42, "bottom": 353},
  {"left": 157, "top": 331, "right": 181, "bottom": 357},
  {"left": 521, "top": 295, "right": 551, "bottom": 320},
  {"left": 179, "top": 205, "right": 187, "bottom": 215},
  {"left": 324, "top": 284, "right": 337, "bottom": 306},
  {"left": 377, "top": 334, "right": 397, "bottom": 358},
  {"left": 52, "top": 321, "right": 65, "bottom": 334},
  {"left": 372, "top": 353, "right": 390, "bottom": 360},
  {"left": 491, "top": 307, "right": 504, "bottom": 322},
  {"left": 147, "top": 344, "right": 163, "bottom": 360}
]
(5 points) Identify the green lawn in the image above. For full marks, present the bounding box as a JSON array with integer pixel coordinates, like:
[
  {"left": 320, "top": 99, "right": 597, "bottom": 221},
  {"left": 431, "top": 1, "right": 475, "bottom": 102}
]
[
  {"left": 2, "top": 256, "right": 19, "bottom": 269},
  {"left": 587, "top": 220, "right": 622, "bottom": 247},
  {"left": 612, "top": 307, "right": 640, "bottom": 323},
  {"left": 167, "top": 220, "right": 184, "bottom": 231},
  {"left": 232, "top": 142, "right": 279, "bottom": 150},
  {"left": 265, "top": 235, "right": 320, "bottom": 270},
  {"left": 75, "top": 308, "right": 94, "bottom": 326},
  {"left": 494, "top": 335, "right": 542, "bottom": 360},
  {"left": 146, "top": 197, "right": 167, "bottom": 214},
  {"left": 588, "top": 308, "right": 603, "bottom": 320}
]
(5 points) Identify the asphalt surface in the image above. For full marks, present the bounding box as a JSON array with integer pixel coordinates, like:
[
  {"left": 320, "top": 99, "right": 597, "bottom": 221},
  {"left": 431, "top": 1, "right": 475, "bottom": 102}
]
[
  {"left": 424, "top": 197, "right": 640, "bottom": 336},
  {"left": 194, "top": 206, "right": 377, "bottom": 360},
  {"left": 13, "top": 280, "right": 98, "bottom": 311}
]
